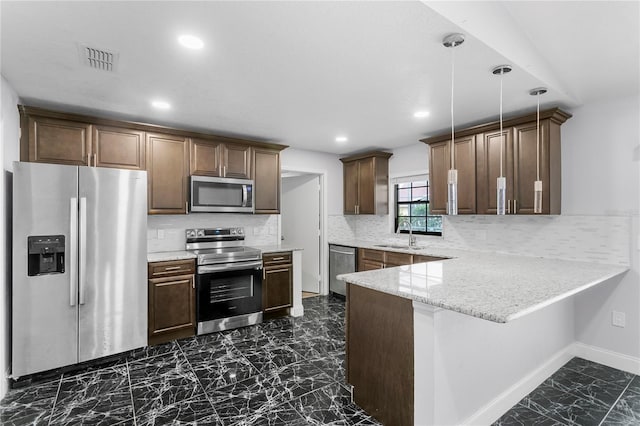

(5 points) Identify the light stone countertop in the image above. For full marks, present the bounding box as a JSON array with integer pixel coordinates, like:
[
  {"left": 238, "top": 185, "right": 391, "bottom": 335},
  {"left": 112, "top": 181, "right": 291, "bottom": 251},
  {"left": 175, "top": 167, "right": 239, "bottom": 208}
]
[
  {"left": 147, "top": 251, "right": 197, "bottom": 263},
  {"left": 147, "top": 244, "right": 302, "bottom": 262},
  {"left": 252, "top": 244, "right": 303, "bottom": 254},
  {"left": 334, "top": 240, "right": 629, "bottom": 323}
]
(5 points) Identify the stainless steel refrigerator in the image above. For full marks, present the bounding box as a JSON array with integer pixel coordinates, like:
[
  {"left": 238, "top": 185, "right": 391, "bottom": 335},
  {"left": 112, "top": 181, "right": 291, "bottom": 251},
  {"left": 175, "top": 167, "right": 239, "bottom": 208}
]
[{"left": 12, "top": 162, "right": 148, "bottom": 377}]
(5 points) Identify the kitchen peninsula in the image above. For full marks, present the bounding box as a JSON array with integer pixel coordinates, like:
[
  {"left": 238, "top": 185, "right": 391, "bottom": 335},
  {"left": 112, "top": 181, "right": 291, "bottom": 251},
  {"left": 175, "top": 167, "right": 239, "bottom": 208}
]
[{"left": 337, "top": 244, "right": 629, "bottom": 426}]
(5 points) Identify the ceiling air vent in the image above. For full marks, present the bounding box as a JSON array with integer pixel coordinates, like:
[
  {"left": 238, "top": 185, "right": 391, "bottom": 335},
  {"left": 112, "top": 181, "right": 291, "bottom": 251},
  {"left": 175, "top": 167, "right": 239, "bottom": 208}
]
[{"left": 78, "top": 44, "right": 118, "bottom": 72}]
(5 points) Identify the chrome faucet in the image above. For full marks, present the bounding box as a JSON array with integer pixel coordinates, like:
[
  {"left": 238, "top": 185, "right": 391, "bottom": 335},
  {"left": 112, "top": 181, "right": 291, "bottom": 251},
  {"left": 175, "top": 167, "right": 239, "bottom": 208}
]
[{"left": 398, "top": 218, "right": 417, "bottom": 247}]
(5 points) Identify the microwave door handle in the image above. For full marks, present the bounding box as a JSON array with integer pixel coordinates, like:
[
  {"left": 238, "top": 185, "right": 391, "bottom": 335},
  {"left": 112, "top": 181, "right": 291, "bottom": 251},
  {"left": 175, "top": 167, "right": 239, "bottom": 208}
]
[{"left": 242, "top": 185, "right": 248, "bottom": 207}]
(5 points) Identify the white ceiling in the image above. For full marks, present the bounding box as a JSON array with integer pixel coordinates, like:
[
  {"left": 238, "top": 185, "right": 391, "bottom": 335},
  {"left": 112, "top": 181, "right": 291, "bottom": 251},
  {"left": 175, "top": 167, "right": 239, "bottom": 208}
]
[{"left": 1, "top": 1, "right": 638, "bottom": 155}]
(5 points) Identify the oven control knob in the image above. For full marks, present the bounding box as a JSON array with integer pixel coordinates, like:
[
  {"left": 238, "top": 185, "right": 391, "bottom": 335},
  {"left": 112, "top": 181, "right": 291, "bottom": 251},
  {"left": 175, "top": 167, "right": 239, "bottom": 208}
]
[
  {"left": 231, "top": 229, "right": 237, "bottom": 235},
  {"left": 186, "top": 230, "right": 196, "bottom": 238},
  {"left": 197, "top": 230, "right": 204, "bottom": 237},
  {"left": 237, "top": 228, "right": 244, "bottom": 234}
]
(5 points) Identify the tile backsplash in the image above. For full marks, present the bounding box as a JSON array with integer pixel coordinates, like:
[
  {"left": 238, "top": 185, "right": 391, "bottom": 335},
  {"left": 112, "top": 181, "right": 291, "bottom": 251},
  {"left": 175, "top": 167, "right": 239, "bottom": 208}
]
[
  {"left": 148, "top": 214, "right": 279, "bottom": 252},
  {"left": 441, "top": 215, "right": 631, "bottom": 266},
  {"left": 328, "top": 214, "right": 631, "bottom": 266}
]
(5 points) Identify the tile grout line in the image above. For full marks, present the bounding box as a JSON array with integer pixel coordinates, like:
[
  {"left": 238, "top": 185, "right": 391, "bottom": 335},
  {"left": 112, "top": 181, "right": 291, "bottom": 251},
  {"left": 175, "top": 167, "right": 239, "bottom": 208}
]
[
  {"left": 125, "top": 359, "right": 137, "bottom": 426},
  {"left": 46, "top": 375, "right": 63, "bottom": 426},
  {"left": 596, "top": 378, "right": 633, "bottom": 426},
  {"left": 176, "top": 338, "right": 222, "bottom": 423}
]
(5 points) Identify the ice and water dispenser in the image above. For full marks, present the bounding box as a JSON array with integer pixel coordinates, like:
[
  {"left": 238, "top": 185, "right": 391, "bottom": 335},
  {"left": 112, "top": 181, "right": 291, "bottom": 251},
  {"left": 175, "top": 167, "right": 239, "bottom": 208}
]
[{"left": 27, "top": 235, "right": 65, "bottom": 276}]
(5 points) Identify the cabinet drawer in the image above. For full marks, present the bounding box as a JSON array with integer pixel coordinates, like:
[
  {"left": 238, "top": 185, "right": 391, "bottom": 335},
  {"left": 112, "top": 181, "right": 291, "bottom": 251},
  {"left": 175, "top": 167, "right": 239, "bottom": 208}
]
[
  {"left": 412, "top": 255, "right": 446, "bottom": 264},
  {"left": 263, "top": 252, "right": 292, "bottom": 267},
  {"left": 385, "top": 251, "right": 413, "bottom": 267},
  {"left": 359, "top": 248, "right": 384, "bottom": 262},
  {"left": 148, "top": 259, "right": 195, "bottom": 278}
]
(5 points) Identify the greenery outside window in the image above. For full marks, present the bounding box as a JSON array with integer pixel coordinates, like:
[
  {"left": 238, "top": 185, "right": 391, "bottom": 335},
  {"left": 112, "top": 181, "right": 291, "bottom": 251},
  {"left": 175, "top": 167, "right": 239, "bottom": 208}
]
[{"left": 395, "top": 179, "right": 442, "bottom": 236}]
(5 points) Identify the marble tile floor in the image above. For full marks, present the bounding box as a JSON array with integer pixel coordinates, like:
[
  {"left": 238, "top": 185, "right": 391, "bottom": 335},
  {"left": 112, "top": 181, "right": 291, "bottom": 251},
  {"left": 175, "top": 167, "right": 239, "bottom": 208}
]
[
  {"left": 3, "top": 294, "right": 639, "bottom": 426},
  {"left": 1, "top": 294, "right": 381, "bottom": 426},
  {"left": 494, "top": 357, "right": 640, "bottom": 426}
]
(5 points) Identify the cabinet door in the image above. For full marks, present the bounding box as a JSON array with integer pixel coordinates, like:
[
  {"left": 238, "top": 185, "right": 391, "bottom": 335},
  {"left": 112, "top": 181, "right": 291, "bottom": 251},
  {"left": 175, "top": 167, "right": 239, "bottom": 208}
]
[
  {"left": 476, "top": 130, "right": 513, "bottom": 214},
  {"left": 513, "top": 122, "right": 549, "bottom": 214},
  {"left": 357, "top": 157, "right": 376, "bottom": 214},
  {"left": 384, "top": 251, "right": 413, "bottom": 267},
  {"left": 253, "top": 148, "right": 280, "bottom": 214},
  {"left": 453, "top": 135, "right": 477, "bottom": 214},
  {"left": 147, "top": 133, "right": 188, "bottom": 214},
  {"left": 343, "top": 161, "right": 359, "bottom": 214},
  {"left": 27, "top": 116, "right": 91, "bottom": 165},
  {"left": 148, "top": 275, "right": 195, "bottom": 345},
  {"left": 224, "top": 143, "right": 251, "bottom": 179},
  {"left": 93, "top": 125, "right": 145, "bottom": 170},
  {"left": 358, "top": 259, "right": 384, "bottom": 272},
  {"left": 190, "top": 138, "right": 222, "bottom": 177},
  {"left": 263, "top": 266, "right": 293, "bottom": 311},
  {"left": 428, "top": 141, "right": 448, "bottom": 215}
]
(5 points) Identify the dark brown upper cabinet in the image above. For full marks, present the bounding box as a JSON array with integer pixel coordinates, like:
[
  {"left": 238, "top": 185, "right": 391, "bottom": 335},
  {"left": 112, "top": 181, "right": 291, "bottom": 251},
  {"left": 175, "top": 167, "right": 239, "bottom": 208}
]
[
  {"left": 190, "top": 138, "right": 251, "bottom": 179},
  {"left": 146, "top": 133, "right": 189, "bottom": 215},
  {"left": 92, "top": 125, "right": 145, "bottom": 170},
  {"left": 340, "top": 151, "right": 392, "bottom": 215},
  {"left": 253, "top": 148, "right": 281, "bottom": 214},
  {"left": 23, "top": 114, "right": 92, "bottom": 166},
  {"left": 428, "top": 136, "right": 477, "bottom": 215},
  {"left": 422, "top": 108, "right": 570, "bottom": 215},
  {"left": 18, "top": 105, "right": 288, "bottom": 215}
]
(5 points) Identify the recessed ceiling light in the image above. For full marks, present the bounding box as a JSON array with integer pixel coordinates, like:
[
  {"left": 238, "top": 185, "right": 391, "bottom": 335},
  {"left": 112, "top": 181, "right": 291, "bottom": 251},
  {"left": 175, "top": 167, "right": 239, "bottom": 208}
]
[
  {"left": 151, "top": 100, "right": 171, "bottom": 110},
  {"left": 178, "top": 34, "right": 204, "bottom": 50},
  {"left": 413, "top": 110, "right": 430, "bottom": 118},
  {"left": 335, "top": 136, "right": 348, "bottom": 143}
]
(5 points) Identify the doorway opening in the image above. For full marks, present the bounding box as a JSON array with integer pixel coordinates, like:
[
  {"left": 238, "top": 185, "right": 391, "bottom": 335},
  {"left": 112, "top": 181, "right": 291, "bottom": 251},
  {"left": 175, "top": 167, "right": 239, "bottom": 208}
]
[{"left": 280, "top": 169, "right": 326, "bottom": 296}]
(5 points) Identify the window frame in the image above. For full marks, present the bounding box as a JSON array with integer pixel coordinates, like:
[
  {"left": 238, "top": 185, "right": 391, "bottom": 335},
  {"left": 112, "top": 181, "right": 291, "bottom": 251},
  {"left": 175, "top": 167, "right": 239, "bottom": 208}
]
[{"left": 394, "top": 179, "right": 442, "bottom": 237}]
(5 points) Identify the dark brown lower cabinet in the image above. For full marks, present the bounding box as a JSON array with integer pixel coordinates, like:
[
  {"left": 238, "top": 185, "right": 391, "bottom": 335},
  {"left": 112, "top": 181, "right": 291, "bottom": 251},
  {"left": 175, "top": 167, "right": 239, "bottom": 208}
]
[
  {"left": 148, "top": 260, "right": 196, "bottom": 345},
  {"left": 347, "top": 283, "right": 414, "bottom": 426},
  {"left": 262, "top": 252, "right": 293, "bottom": 312}
]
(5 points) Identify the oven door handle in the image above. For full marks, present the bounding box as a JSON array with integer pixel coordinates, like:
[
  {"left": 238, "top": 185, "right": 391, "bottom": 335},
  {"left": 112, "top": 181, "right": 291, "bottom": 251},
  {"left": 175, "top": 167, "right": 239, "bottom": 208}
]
[{"left": 198, "top": 261, "right": 263, "bottom": 274}]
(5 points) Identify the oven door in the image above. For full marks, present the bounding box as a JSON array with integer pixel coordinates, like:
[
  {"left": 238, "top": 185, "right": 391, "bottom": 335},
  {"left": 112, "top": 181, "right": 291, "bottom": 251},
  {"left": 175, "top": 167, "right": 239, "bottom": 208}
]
[{"left": 196, "top": 261, "right": 262, "bottom": 322}]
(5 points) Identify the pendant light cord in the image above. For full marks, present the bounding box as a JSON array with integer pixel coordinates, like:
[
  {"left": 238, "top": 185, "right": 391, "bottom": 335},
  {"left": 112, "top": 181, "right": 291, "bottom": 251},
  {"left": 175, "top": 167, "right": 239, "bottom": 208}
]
[
  {"left": 536, "top": 93, "right": 540, "bottom": 181},
  {"left": 499, "top": 70, "right": 504, "bottom": 178},
  {"left": 450, "top": 45, "right": 456, "bottom": 170}
]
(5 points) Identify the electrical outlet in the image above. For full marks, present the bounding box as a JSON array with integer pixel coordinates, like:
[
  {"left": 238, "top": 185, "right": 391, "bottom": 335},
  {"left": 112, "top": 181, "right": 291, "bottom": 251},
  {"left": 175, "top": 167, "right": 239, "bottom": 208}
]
[
  {"left": 157, "top": 229, "right": 165, "bottom": 240},
  {"left": 612, "top": 311, "right": 626, "bottom": 328}
]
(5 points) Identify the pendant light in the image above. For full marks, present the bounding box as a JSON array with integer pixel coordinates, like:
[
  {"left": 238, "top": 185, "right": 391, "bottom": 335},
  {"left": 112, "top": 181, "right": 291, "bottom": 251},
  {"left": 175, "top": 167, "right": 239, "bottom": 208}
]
[
  {"left": 443, "top": 33, "right": 464, "bottom": 216},
  {"left": 492, "top": 65, "right": 512, "bottom": 215},
  {"left": 530, "top": 87, "right": 547, "bottom": 214}
]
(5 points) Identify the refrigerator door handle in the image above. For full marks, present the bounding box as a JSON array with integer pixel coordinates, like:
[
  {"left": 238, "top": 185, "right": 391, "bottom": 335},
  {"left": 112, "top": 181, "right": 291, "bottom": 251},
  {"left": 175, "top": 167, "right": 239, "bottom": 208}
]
[
  {"left": 79, "top": 197, "right": 87, "bottom": 305},
  {"left": 69, "top": 198, "right": 78, "bottom": 307}
]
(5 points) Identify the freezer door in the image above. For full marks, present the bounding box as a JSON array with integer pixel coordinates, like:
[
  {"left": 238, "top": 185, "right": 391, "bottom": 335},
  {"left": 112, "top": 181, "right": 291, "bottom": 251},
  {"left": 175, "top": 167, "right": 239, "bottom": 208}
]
[
  {"left": 12, "top": 162, "right": 79, "bottom": 377},
  {"left": 78, "top": 167, "right": 148, "bottom": 362}
]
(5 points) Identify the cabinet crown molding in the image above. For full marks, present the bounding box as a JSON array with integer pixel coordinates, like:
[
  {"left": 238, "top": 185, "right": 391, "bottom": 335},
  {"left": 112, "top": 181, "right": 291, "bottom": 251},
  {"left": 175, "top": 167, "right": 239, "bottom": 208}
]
[
  {"left": 420, "top": 107, "right": 572, "bottom": 145},
  {"left": 339, "top": 150, "right": 393, "bottom": 163},
  {"left": 18, "top": 105, "right": 289, "bottom": 151}
]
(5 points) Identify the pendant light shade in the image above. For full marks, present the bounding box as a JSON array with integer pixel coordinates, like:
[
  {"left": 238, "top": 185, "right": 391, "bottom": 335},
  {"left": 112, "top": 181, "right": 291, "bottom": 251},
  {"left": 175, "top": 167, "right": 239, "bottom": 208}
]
[
  {"left": 530, "top": 87, "right": 547, "bottom": 214},
  {"left": 443, "top": 33, "right": 464, "bottom": 216},
  {"left": 492, "top": 65, "right": 512, "bottom": 215}
]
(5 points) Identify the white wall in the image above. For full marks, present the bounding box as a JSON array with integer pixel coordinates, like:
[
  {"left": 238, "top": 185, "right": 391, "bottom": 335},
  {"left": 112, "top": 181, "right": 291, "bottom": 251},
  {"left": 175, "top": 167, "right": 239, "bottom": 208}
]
[
  {"left": 389, "top": 142, "right": 429, "bottom": 177},
  {"left": 562, "top": 96, "right": 640, "bottom": 359},
  {"left": 280, "top": 148, "right": 342, "bottom": 215},
  {"left": 1, "top": 75, "right": 21, "bottom": 399}
]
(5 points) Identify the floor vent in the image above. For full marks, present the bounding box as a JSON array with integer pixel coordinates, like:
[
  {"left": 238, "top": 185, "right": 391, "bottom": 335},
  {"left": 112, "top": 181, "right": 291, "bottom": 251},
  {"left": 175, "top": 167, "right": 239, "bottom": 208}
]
[{"left": 79, "top": 44, "right": 118, "bottom": 72}]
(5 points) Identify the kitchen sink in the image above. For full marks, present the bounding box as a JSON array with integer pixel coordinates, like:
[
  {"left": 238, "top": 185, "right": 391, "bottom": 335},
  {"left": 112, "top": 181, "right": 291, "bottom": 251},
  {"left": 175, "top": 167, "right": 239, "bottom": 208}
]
[{"left": 374, "top": 244, "right": 425, "bottom": 250}]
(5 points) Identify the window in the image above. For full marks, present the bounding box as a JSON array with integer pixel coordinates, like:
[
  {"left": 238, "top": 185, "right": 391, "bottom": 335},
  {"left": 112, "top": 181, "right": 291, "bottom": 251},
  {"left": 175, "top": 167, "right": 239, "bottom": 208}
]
[{"left": 394, "top": 179, "right": 442, "bottom": 236}]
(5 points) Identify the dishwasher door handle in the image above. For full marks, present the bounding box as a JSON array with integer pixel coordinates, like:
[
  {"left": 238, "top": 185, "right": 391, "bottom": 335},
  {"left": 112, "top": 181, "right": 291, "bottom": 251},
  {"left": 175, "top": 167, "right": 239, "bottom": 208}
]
[{"left": 330, "top": 249, "right": 355, "bottom": 256}]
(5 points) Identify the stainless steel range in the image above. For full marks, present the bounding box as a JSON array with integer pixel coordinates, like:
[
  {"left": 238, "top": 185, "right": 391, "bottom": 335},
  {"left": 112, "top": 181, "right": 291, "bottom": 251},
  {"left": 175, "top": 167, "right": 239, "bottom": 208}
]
[{"left": 186, "top": 227, "right": 263, "bottom": 334}]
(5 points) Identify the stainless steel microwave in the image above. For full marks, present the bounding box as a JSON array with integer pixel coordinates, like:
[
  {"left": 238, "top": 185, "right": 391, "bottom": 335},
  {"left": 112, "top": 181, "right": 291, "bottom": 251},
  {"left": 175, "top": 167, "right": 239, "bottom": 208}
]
[{"left": 190, "top": 176, "right": 254, "bottom": 213}]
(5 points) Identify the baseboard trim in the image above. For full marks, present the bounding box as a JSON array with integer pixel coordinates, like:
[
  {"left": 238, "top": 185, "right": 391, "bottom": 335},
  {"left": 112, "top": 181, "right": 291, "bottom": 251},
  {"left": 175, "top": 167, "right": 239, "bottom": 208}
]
[
  {"left": 461, "top": 344, "right": 574, "bottom": 426},
  {"left": 462, "top": 341, "right": 640, "bottom": 425},
  {"left": 572, "top": 342, "right": 640, "bottom": 375}
]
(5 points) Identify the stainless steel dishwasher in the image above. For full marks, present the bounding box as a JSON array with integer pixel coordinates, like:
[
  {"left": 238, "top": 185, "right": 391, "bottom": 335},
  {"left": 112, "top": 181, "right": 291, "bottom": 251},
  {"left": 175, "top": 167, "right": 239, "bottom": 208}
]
[{"left": 329, "top": 244, "right": 356, "bottom": 296}]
